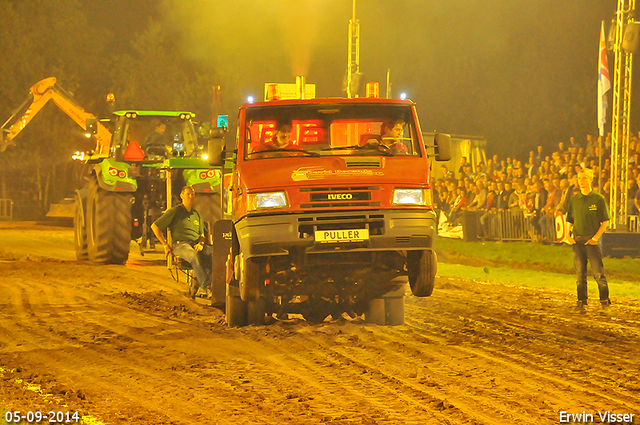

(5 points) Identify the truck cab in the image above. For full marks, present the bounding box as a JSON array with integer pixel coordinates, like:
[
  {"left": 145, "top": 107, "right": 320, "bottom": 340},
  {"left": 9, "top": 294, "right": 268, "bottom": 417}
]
[{"left": 224, "top": 96, "right": 450, "bottom": 326}]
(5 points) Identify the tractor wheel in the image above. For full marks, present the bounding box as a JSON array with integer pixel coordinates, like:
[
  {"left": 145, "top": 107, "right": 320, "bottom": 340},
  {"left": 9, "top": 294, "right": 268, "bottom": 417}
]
[
  {"left": 74, "top": 199, "right": 88, "bottom": 261},
  {"left": 86, "top": 179, "right": 132, "bottom": 264},
  {"left": 407, "top": 250, "right": 437, "bottom": 297},
  {"left": 194, "top": 192, "right": 222, "bottom": 229}
]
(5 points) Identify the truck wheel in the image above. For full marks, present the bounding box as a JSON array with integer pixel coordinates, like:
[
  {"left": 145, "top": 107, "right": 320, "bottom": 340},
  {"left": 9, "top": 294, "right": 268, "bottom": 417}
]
[
  {"left": 365, "top": 297, "right": 405, "bottom": 325},
  {"left": 407, "top": 250, "right": 437, "bottom": 297},
  {"left": 86, "top": 179, "right": 132, "bottom": 264},
  {"left": 385, "top": 297, "right": 405, "bottom": 326},
  {"left": 239, "top": 256, "right": 263, "bottom": 302},
  {"left": 365, "top": 299, "right": 386, "bottom": 325},
  {"left": 247, "top": 298, "right": 266, "bottom": 325},
  {"left": 74, "top": 200, "right": 88, "bottom": 261},
  {"left": 194, "top": 192, "right": 221, "bottom": 229},
  {"left": 226, "top": 292, "right": 247, "bottom": 327},
  {"left": 365, "top": 283, "right": 405, "bottom": 325}
]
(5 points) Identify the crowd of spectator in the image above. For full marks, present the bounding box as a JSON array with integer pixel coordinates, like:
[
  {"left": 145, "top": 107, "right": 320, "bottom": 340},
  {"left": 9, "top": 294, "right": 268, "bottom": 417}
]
[{"left": 434, "top": 133, "right": 640, "bottom": 241}]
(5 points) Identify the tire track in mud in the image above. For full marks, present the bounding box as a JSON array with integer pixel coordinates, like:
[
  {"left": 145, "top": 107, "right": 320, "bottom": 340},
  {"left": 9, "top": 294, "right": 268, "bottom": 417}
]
[
  {"left": 246, "top": 331, "right": 449, "bottom": 424},
  {"left": 413, "top": 286, "right": 640, "bottom": 368},
  {"left": 282, "top": 326, "right": 549, "bottom": 425},
  {"left": 394, "top": 320, "right": 630, "bottom": 417},
  {"left": 402, "top": 290, "right": 640, "bottom": 414},
  {"left": 2, "top": 315, "right": 228, "bottom": 424},
  {"left": 0, "top": 270, "right": 206, "bottom": 423},
  {"left": 0, "top": 274, "right": 288, "bottom": 424}
]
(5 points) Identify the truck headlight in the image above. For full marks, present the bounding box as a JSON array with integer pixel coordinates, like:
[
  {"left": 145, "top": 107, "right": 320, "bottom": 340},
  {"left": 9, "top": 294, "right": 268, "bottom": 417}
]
[
  {"left": 392, "top": 189, "right": 431, "bottom": 206},
  {"left": 248, "top": 191, "right": 289, "bottom": 211}
]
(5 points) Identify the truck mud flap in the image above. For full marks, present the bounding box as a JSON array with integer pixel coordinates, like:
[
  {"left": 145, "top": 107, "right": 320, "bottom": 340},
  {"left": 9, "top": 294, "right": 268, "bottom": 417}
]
[{"left": 212, "top": 219, "right": 233, "bottom": 305}]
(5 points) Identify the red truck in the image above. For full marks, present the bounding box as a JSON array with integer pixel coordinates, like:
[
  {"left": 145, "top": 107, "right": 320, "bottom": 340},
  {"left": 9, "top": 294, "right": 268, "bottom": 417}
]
[{"left": 209, "top": 89, "right": 450, "bottom": 326}]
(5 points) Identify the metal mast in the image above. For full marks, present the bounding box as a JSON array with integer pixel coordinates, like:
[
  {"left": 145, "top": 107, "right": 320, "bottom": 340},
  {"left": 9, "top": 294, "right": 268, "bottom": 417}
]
[
  {"left": 610, "top": 0, "right": 635, "bottom": 229},
  {"left": 346, "top": 0, "right": 360, "bottom": 98}
]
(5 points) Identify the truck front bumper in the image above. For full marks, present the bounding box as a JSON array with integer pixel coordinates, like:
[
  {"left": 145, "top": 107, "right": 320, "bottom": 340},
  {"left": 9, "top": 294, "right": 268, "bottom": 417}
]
[{"left": 235, "top": 209, "right": 437, "bottom": 258}]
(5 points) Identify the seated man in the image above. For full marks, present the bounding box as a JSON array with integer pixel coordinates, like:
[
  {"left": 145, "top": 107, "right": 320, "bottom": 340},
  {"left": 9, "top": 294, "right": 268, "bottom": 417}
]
[
  {"left": 151, "top": 186, "right": 212, "bottom": 298},
  {"left": 145, "top": 121, "right": 170, "bottom": 157}
]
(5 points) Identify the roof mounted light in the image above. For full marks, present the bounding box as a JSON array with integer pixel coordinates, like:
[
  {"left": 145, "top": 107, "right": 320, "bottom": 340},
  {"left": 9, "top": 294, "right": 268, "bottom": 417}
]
[
  {"left": 366, "top": 82, "right": 380, "bottom": 98},
  {"left": 266, "top": 84, "right": 280, "bottom": 101}
]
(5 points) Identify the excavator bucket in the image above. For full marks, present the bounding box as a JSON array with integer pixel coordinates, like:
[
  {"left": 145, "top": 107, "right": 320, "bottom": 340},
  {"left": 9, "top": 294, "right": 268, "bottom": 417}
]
[{"left": 0, "top": 131, "right": 16, "bottom": 153}]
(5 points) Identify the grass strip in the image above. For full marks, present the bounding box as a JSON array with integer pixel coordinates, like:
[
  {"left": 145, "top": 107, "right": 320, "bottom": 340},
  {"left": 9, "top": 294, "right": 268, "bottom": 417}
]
[
  {"left": 438, "top": 263, "right": 640, "bottom": 299},
  {"left": 435, "top": 237, "right": 640, "bottom": 279}
]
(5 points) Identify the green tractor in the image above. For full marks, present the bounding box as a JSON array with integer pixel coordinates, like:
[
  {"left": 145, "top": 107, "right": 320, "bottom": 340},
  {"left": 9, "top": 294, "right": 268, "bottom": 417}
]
[{"left": 75, "top": 111, "right": 226, "bottom": 264}]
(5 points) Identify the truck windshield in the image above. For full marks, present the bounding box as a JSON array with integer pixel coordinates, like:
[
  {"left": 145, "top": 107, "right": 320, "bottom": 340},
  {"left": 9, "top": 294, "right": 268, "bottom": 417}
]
[
  {"left": 118, "top": 116, "right": 199, "bottom": 158},
  {"left": 243, "top": 103, "right": 421, "bottom": 160}
]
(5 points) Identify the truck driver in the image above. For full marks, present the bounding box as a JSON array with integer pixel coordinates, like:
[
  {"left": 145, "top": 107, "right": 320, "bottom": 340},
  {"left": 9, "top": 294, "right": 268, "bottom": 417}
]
[{"left": 379, "top": 118, "right": 409, "bottom": 154}]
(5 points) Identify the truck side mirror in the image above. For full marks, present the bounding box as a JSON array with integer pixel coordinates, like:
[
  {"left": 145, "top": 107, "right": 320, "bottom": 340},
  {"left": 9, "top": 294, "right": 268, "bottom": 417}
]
[
  {"left": 208, "top": 127, "right": 227, "bottom": 166},
  {"left": 434, "top": 134, "right": 452, "bottom": 161},
  {"left": 86, "top": 118, "right": 98, "bottom": 135}
]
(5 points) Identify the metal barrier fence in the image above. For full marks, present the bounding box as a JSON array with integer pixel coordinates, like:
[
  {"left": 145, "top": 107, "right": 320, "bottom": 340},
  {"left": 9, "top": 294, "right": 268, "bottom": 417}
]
[
  {"left": 463, "top": 209, "right": 555, "bottom": 242},
  {"left": 463, "top": 210, "right": 640, "bottom": 242},
  {"left": 0, "top": 198, "right": 14, "bottom": 220},
  {"left": 629, "top": 215, "right": 639, "bottom": 233}
]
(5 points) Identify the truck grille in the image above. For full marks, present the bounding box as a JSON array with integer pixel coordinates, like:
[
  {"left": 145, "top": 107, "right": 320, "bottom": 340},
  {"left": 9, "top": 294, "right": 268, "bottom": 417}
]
[
  {"left": 300, "top": 186, "right": 380, "bottom": 209},
  {"left": 298, "top": 213, "right": 385, "bottom": 238}
]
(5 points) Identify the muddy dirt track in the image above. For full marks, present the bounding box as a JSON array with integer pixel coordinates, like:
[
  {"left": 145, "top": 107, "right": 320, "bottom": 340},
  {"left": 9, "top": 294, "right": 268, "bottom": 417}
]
[{"left": 1, "top": 223, "right": 639, "bottom": 425}]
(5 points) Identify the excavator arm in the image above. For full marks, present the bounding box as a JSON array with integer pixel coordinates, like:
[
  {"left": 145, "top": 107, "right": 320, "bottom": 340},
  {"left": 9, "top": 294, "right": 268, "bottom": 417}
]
[{"left": 0, "top": 77, "right": 111, "bottom": 156}]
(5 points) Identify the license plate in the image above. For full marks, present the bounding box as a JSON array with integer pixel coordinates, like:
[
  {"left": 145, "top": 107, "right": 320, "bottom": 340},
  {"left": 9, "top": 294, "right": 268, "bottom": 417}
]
[{"left": 314, "top": 229, "right": 369, "bottom": 243}]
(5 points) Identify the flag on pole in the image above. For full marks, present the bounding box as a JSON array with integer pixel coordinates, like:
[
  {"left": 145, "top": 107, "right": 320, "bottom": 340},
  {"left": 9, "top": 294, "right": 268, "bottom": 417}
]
[{"left": 598, "top": 21, "right": 611, "bottom": 137}]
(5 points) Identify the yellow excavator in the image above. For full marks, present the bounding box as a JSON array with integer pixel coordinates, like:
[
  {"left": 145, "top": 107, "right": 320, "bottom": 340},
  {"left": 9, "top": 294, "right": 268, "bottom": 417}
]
[
  {"left": 1, "top": 78, "right": 113, "bottom": 219},
  {"left": 1, "top": 77, "right": 112, "bottom": 156}
]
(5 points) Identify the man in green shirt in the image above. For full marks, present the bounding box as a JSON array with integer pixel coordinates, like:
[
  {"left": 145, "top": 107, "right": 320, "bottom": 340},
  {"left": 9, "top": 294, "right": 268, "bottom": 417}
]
[
  {"left": 152, "top": 186, "right": 212, "bottom": 298},
  {"left": 566, "top": 168, "right": 611, "bottom": 312}
]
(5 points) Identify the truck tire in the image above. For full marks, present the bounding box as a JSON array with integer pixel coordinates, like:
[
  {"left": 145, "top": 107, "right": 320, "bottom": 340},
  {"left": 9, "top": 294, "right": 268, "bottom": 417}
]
[
  {"left": 86, "top": 179, "right": 132, "bottom": 265},
  {"left": 365, "top": 299, "right": 386, "bottom": 325},
  {"left": 74, "top": 201, "right": 88, "bottom": 261},
  {"left": 239, "top": 256, "right": 263, "bottom": 302},
  {"left": 407, "top": 250, "right": 437, "bottom": 297},
  {"left": 226, "top": 283, "right": 247, "bottom": 327},
  {"left": 247, "top": 298, "right": 266, "bottom": 325},
  {"left": 385, "top": 297, "right": 405, "bottom": 326},
  {"left": 194, "top": 192, "right": 222, "bottom": 229},
  {"left": 365, "top": 283, "right": 405, "bottom": 325}
]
